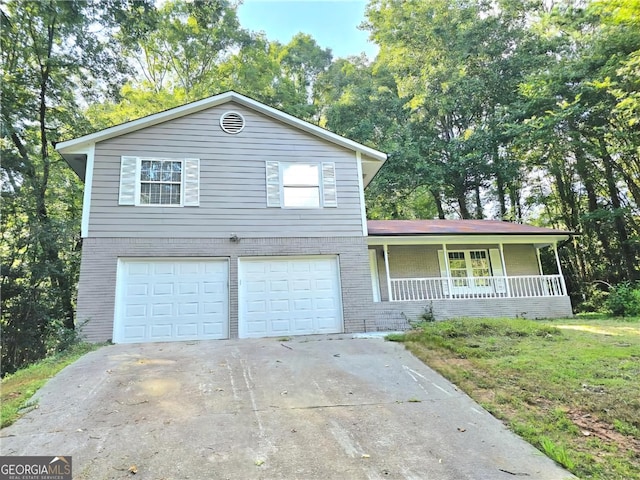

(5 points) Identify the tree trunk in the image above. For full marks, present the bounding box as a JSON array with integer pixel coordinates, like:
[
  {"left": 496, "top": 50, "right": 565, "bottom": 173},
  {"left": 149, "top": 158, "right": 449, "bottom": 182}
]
[
  {"left": 431, "top": 189, "right": 445, "bottom": 219},
  {"left": 474, "top": 185, "right": 483, "bottom": 219},
  {"left": 601, "top": 142, "right": 638, "bottom": 281}
]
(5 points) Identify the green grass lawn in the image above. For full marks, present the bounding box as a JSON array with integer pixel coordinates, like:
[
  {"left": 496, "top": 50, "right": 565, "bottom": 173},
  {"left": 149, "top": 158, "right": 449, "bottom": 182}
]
[
  {"left": 1, "top": 343, "right": 100, "bottom": 428},
  {"left": 389, "top": 316, "right": 640, "bottom": 480}
]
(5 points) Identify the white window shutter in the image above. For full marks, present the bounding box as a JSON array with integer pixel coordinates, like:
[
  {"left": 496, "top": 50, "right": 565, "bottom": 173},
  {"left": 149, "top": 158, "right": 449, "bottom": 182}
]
[
  {"left": 184, "top": 158, "right": 200, "bottom": 206},
  {"left": 119, "top": 156, "right": 138, "bottom": 205},
  {"left": 322, "top": 162, "right": 337, "bottom": 207},
  {"left": 437, "top": 250, "right": 450, "bottom": 296},
  {"left": 489, "top": 248, "right": 507, "bottom": 294},
  {"left": 265, "top": 161, "right": 281, "bottom": 207}
]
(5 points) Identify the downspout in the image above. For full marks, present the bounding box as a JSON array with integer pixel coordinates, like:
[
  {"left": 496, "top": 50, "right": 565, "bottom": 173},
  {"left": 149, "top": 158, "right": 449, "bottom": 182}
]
[
  {"left": 553, "top": 242, "right": 567, "bottom": 296},
  {"left": 383, "top": 244, "right": 392, "bottom": 301}
]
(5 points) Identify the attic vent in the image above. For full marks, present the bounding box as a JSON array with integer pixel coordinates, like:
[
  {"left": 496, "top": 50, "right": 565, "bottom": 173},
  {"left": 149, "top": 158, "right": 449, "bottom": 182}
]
[{"left": 220, "top": 111, "right": 245, "bottom": 134}]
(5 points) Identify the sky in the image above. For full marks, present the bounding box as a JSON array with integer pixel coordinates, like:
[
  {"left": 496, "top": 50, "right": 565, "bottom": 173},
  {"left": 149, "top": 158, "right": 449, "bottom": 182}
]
[{"left": 236, "top": 0, "right": 379, "bottom": 59}]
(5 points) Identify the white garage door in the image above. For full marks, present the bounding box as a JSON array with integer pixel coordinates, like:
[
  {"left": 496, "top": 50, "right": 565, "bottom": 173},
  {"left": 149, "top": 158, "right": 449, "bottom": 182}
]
[
  {"left": 114, "top": 259, "right": 229, "bottom": 343},
  {"left": 239, "top": 256, "right": 343, "bottom": 338}
]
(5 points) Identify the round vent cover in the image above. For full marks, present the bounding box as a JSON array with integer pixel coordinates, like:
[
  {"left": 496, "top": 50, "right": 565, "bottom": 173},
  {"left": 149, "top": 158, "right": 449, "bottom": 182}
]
[{"left": 220, "top": 111, "right": 245, "bottom": 134}]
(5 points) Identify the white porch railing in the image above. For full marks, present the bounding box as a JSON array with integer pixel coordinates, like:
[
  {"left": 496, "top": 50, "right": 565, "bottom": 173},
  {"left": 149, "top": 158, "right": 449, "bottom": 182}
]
[{"left": 389, "top": 275, "right": 566, "bottom": 301}]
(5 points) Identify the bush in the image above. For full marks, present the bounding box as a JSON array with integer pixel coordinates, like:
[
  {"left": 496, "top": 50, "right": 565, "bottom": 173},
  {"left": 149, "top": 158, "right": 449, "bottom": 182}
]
[{"left": 606, "top": 282, "right": 640, "bottom": 317}]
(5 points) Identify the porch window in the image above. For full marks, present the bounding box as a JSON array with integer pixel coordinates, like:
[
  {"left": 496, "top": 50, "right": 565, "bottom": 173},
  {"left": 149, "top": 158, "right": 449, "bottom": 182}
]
[{"left": 443, "top": 250, "right": 493, "bottom": 294}]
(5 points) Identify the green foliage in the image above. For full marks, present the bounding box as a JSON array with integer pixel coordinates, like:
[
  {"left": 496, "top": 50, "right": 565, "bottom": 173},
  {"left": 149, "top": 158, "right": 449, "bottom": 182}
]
[
  {"left": 1, "top": 0, "right": 154, "bottom": 376},
  {"left": 539, "top": 437, "right": 577, "bottom": 470},
  {"left": 606, "top": 282, "right": 640, "bottom": 317},
  {"left": 399, "top": 317, "right": 640, "bottom": 478},
  {"left": 1, "top": 342, "right": 100, "bottom": 427}
]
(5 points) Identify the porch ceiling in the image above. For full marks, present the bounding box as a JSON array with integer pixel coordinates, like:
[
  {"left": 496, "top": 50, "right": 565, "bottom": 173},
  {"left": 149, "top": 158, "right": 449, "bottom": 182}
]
[{"left": 366, "top": 220, "right": 572, "bottom": 247}]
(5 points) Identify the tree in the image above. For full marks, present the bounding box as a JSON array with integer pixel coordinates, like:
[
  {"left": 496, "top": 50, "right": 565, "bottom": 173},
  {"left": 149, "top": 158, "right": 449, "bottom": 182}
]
[
  {"left": 516, "top": 0, "right": 640, "bottom": 288},
  {"left": 363, "top": 0, "right": 534, "bottom": 219},
  {"left": 1, "top": 0, "right": 153, "bottom": 375}
]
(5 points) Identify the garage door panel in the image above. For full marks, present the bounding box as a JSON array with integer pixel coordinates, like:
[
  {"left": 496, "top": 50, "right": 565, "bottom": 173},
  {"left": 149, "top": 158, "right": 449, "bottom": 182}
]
[
  {"left": 203, "top": 301, "right": 225, "bottom": 315},
  {"left": 115, "top": 259, "right": 229, "bottom": 343},
  {"left": 154, "top": 263, "right": 175, "bottom": 275},
  {"left": 150, "top": 323, "right": 172, "bottom": 338},
  {"left": 152, "top": 283, "right": 172, "bottom": 295},
  {"left": 292, "top": 279, "right": 311, "bottom": 291},
  {"left": 317, "top": 316, "right": 339, "bottom": 330},
  {"left": 270, "top": 299, "right": 290, "bottom": 312},
  {"left": 176, "top": 324, "right": 198, "bottom": 337},
  {"left": 127, "top": 284, "right": 149, "bottom": 296},
  {"left": 178, "top": 302, "right": 198, "bottom": 315},
  {"left": 125, "top": 304, "right": 147, "bottom": 317},
  {"left": 293, "top": 318, "right": 313, "bottom": 331},
  {"left": 271, "top": 280, "right": 289, "bottom": 291},
  {"left": 203, "top": 281, "right": 225, "bottom": 294},
  {"left": 239, "top": 256, "right": 343, "bottom": 338},
  {"left": 293, "top": 298, "right": 312, "bottom": 311},
  {"left": 151, "top": 303, "right": 172, "bottom": 316}
]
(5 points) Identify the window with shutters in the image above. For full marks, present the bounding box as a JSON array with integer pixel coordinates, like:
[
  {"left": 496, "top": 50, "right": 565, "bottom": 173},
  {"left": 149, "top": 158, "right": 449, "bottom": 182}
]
[
  {"left": 140, "top": 159, "right": 182, "bottom": 205},
  {"left": 119, "top": 156, "right": 199, "bottom": 207},
  {"left": 265, "top": 161, "right": 337, "bottom": 208}
]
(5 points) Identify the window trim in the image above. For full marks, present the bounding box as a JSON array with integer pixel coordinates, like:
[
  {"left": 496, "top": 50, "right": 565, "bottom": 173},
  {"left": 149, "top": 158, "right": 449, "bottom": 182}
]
[
  {"left": 444, "top": 249, "right": 493, "bottom": 294},
  {"left": 119, "top": 156, "right": 200, "bottom": 207},
  {"left": 137, "top": 158, "right": 185, "bottom": 207},
  {"left": 281, "top": 163, "right": 321, "bottom": 209},
  {"left": 266, "top": 161, "right": 337, "bottom": 209}
]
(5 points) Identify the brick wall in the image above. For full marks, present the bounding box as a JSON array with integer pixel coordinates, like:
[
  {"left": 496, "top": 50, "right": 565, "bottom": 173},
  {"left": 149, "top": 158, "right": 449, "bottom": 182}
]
[{"left": 76, "top": 236, "right": 374, "bottom": 342}]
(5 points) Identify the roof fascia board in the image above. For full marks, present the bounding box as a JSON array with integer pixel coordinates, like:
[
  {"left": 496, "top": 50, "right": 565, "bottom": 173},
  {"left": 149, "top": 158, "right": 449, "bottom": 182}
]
[
  {"left": 366, "top": 234, "right": 571, "bottom": 246},
  {"left": 55, "top": 91, "right": 387, "bottom": 162}
]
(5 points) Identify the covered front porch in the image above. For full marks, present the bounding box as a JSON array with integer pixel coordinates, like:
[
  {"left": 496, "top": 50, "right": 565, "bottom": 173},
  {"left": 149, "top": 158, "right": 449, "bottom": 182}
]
[{"left": 366, "top": 220, "right": 574, "bottom": 323}]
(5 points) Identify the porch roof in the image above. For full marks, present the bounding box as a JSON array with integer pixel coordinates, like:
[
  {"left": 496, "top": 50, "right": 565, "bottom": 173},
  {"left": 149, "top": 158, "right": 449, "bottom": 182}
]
[
  {"left": 366, "top": 220, "right": 572, "bottom": 247},
  {"left": 367, "top": 220, "right": 572, "bottom": 236}
]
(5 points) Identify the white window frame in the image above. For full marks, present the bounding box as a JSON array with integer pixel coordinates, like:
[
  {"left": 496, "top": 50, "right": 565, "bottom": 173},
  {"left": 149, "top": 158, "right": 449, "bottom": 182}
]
[
  {"left": 281, "top": 163, "right": 321, "bottom": 208},
  {"left": 447, "top": 249, "right": 492, "bottom": 295},
  {"left": 266, "top": 161, "right": 337, "bottom": 209},
  {"left": 119, "top": 156, "right": 200, "bottom": 207},
  {"left": 137, "top": 158, "right": 185, "bottom": 207}
]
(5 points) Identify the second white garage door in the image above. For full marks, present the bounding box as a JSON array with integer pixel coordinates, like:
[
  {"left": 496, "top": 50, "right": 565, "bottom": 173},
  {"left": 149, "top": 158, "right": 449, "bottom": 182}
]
[{"left": 239, "top": 256, "right": 343, "bottom": 338}]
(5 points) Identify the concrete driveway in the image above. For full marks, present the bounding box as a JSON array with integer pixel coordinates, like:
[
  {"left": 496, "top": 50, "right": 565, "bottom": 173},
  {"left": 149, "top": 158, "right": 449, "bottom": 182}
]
[{"left": 1, "top": 335, "right": 574, "bottom": 480}]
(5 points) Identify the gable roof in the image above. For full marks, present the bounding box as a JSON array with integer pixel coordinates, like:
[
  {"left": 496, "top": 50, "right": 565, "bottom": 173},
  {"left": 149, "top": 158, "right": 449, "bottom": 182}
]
[
  {"left": 367, "top": 220, "right": 573, "bottom": 236},
  {"left": 55, "top": 91, "right": 387, "bottom": 185}
]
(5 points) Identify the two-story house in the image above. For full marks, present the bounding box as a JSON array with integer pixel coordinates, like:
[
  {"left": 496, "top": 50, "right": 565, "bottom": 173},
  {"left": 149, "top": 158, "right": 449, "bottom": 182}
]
[{"left": 56, "top": 91, "right": 573, "bottom": 344}]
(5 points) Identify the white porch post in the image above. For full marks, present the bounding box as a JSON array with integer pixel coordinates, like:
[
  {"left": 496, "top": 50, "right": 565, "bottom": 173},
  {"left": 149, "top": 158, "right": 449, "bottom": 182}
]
[
  {"left": 498, "top": 242, "right": 511, "bottom": 297},
  {"left": 536, "top": 247, "right": 544, "bottom": 275},
  {"left": 553, "top": 242, "right": 567, "bottom": 295},
  {"left": 383, "top": 243, "right": 393, "bottom": 301},
  {"left": 442, "top": 243, "right": 453, "bottom": 298}
]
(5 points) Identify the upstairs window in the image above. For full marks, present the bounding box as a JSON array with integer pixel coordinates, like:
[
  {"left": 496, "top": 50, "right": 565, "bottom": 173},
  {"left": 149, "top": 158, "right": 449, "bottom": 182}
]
[
  {"left": 119, "top": 156, "right": 199, "bottom": 207},
  {"left": 140, "top": 159, "right": 182, "bottom": 205},
  {"left": 266, "top": 161, "right": 337, "bottom": 208},
  {"left": 282, "top": 163, "right": 320, "bottom": 208}
]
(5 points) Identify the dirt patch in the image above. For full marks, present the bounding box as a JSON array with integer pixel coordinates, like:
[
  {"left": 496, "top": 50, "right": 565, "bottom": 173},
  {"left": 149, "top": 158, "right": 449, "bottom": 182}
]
[{"left": 568, "top": 410, "right": 640, "bottom": 456}]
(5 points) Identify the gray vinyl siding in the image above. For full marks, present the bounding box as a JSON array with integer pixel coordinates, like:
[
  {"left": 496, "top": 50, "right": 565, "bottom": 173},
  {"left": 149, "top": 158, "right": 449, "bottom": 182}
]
[
  {"left": 88, "top": 103, "right": 364, "bottom": 238},
  {"left": 76, "top": 236, "right": 375, "bottom": 342}
]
